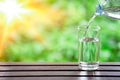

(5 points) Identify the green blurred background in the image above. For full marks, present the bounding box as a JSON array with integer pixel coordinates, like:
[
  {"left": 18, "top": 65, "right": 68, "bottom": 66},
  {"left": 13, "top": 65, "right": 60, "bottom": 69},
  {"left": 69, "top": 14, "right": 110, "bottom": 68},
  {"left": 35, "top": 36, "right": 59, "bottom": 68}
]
[{"left": 2, "top": 0, "right": 120, "bottom": 62}]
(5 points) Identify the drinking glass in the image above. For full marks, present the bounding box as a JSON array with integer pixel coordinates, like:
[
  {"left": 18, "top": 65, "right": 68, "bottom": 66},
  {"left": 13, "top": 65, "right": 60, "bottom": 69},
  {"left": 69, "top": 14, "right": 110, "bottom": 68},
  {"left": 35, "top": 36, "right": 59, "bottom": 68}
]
[{"left": 78, "top": 25, "right": 100, "bottom": 70}]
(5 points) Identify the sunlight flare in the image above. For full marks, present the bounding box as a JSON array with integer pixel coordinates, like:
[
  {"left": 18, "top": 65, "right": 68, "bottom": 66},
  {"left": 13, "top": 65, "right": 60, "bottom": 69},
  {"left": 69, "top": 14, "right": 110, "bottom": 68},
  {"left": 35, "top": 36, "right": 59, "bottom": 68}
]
[
  {"left": 0, "top": 0, "right": 33, "bottom": 57},
  {"left": 0, "top": 0, "right": 31, "bottom": 24}
]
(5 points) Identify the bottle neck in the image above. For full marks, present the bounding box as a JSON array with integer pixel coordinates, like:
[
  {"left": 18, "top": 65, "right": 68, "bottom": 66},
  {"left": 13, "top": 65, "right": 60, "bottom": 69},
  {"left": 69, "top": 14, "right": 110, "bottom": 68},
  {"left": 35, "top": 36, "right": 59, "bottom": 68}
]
[{"left": 96, "top": 4, "right": 103, "bottom": 15}]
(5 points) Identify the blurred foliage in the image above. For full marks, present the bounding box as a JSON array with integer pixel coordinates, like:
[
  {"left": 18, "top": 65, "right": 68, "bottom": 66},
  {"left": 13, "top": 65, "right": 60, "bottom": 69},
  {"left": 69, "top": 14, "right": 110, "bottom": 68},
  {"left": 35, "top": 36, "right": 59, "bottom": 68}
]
[{"left": 1, "top": 0, "right": 120, "bottom": 62}]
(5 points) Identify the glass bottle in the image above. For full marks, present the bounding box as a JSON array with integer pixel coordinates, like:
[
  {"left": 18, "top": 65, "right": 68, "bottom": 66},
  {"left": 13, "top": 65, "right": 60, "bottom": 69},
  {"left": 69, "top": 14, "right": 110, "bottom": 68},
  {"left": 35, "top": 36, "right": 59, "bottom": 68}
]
[{"left": 96, "top": 0, "right": 120, "bottom": 19}]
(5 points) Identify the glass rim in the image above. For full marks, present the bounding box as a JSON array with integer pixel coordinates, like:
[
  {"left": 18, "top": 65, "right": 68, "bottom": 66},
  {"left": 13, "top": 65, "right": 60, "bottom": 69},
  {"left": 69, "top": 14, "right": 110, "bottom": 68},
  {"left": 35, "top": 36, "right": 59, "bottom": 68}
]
[{"left": 77, "top": 25, "right": 101, "bottom": 31}]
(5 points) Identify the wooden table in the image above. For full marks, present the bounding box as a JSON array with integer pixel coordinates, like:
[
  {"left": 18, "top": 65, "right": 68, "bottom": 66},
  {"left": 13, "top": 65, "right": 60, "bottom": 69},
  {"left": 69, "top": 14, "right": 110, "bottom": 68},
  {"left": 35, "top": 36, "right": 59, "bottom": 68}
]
[{"left": 0, "top": 62, "right": 119, "bottom": 80}]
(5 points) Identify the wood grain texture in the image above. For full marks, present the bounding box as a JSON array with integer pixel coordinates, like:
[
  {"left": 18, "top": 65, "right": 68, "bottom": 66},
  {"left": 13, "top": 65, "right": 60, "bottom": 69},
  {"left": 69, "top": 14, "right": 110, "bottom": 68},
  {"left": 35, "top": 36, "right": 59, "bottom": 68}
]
[
  {"left": 0, "top": 62, "right": 119, "bottom": 66},
  {"left": 0, "top": 62, "right": 119, "bottom": 80},
  {"left": 0, "top": 77, "right": 120, "bottom": 80}
]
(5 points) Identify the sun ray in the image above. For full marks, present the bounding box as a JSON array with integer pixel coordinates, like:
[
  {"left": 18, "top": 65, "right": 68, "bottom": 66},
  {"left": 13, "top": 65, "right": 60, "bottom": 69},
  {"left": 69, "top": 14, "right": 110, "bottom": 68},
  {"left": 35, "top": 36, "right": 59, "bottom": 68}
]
[
  {"left": 0, "top": 0, "right": 32, "bottom": 24},
  {"left": 0, "top": 0, "right": 33, "bottom": 57}
]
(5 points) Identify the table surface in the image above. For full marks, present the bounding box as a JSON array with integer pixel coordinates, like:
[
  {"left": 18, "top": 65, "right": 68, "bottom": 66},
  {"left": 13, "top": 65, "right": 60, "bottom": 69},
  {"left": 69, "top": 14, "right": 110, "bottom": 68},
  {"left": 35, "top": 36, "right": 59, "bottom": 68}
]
[{"left": 0, "top": 62, "right": 119, "bottom": 80}]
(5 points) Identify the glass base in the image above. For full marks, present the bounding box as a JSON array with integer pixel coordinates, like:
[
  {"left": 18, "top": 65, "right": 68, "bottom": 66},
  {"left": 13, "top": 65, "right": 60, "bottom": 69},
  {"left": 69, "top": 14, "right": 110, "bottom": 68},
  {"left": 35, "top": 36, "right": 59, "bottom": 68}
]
[{"left": 79, "top": 62, "right": 99, "bottom": 70}]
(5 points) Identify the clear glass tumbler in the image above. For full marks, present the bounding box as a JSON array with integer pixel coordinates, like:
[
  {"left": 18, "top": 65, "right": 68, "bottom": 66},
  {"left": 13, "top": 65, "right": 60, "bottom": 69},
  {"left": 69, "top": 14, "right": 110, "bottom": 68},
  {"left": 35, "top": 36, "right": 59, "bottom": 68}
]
[{"left": 78, "top": 25, "right": 100, "bottom": 70}]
